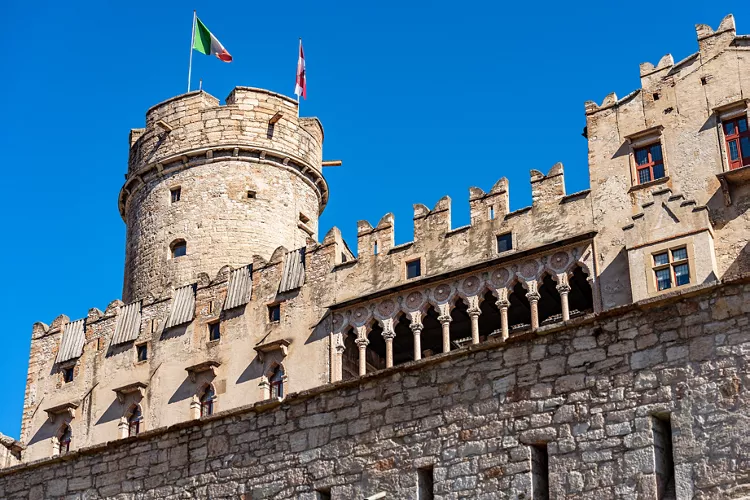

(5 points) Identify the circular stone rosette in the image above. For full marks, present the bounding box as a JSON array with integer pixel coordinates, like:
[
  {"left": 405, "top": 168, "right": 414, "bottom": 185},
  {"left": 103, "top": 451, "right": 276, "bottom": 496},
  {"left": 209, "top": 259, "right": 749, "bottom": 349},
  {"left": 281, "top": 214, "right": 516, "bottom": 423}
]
[
  {"left": 490, "top": 268, "right": 511, "bottom": 288},
  {"left": 461, "top": 275, "right": 481, "bottom": 296},
  {"left": 376, "top": 299, "right": 397, "bottom": 319},
  {"left": 519, "top": 260, "right": 540, "bottom": 280},
  {"left": 351, "top": 306, "right": 370, "bottom": 326},
  {"left": 332, "top": 313, "right": 345, "bottom": 330},
  {"left": 549, "top": 251, "right": 570, "bottom": 271},
  {"left": 405, "top": 291, "right": 424, "bottom": 310},
  {"left": 432, "top": 283, "right": 452, "bottom": 303}
]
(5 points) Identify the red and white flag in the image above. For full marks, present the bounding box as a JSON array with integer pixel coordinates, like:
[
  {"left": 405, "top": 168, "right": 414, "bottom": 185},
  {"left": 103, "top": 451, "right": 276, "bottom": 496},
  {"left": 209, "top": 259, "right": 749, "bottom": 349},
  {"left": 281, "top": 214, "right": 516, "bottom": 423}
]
[{"left": 294, "top": 39, "right": 307, "bottom": 100}]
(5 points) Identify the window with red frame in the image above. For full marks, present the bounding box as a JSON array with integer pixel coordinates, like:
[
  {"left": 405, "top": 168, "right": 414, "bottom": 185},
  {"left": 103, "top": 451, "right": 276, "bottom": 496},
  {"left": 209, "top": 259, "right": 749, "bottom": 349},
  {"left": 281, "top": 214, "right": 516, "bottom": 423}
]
[
  {"left": 723, "top": 115, "right": 750, "bottom": 170},
  {"left": 128, "top": 406, "right": 143, "bottom": 437},
  {"left": 634, "top": 143, "right": 665, "bottom": 184},
  {"left": 270, "top": 365, "right": 285, "bottom": 399},
  {"left": 59, "top": 425, "right": 72, "bottom": 455}
]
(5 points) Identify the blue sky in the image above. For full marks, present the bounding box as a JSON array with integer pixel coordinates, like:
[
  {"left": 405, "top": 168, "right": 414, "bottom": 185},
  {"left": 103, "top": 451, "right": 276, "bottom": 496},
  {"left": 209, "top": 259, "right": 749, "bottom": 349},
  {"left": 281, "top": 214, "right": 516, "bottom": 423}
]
[{"left": 0, "top": 1, "right": 745, "bottom": 438}]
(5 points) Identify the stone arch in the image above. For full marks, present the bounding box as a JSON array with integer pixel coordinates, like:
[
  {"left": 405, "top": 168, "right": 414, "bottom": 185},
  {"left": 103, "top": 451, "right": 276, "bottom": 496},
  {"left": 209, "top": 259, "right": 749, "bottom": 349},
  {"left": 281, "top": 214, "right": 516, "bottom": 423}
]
[
  {"left": 449, "top": 294, "right": 472, "bottom": 347},
  {"left": 263, "top": 362, "right": 287, "bottom": 399},
  {"left": 169, "top": 238, "right": 187, "bottom": 258},
  {"left": 342, "top": 327, "right": 358, "bottom": 380},
  {"left": 193, "top": 382, "right": 217, "bottom": 419},
  {"left": 54, "top": 423, "right": 72, "bottom": 456},
  {"left": 477, "top": 289, "right": 502, "bottom": 340},
  {"left": 419, "top": 304, "right": 443, "bottom": 357},
  {"left": 392, "top": 311, "right": 415, "bottom": 366},
  {"left": 120, "top": 403, "right": 144, "bottom": 438},
  {"left": 366, "top": 319, "right": 387, "bottom": 372}
]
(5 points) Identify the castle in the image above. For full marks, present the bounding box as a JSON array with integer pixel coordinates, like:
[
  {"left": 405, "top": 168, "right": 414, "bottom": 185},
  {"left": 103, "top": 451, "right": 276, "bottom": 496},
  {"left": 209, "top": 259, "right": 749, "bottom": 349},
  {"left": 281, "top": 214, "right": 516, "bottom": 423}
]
[{"left": 0, "top": 14, "right": 748, "bottom": 500}]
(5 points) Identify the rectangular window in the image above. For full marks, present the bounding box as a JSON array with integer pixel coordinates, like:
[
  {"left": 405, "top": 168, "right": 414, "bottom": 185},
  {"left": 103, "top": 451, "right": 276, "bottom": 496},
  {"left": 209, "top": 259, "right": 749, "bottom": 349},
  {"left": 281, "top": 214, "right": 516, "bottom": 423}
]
[
  {"left": 417, "top": 466, "right": 434, "bottom": 500},
  {"left": 62, "top": 367, "right": 74, "bottom": 383},
  {"left": 208, "top": 322, "right": 221, "bottom": 341},
  {"left": 723, "top": 115, "right": 750, "bottom": 170},
  {"left": 530, "top": 444, "right": 550, "bottom": 500},
  {"left": 170, "top": 187, "right": 181, "bottom": 203},
  {"left": 497, "top": 233, "right": 513, "bottom": 253},
  {"left": 634, "top": 143, "right": 666, "bottom": 184},
  {"left": 653, "top": 246, "right": 690, "bottom": 292},
  {"left": 652, "top": 415, "right": 676, "bottom": 500},
  {"left": 406, "top": 259, "right": 422, "bottom": 279},
  {"left": 268, "top": 304, "right": 281, "bottom": 323},
  {"left": 136, "top": 344, "right": 148, "bottom": 362}
]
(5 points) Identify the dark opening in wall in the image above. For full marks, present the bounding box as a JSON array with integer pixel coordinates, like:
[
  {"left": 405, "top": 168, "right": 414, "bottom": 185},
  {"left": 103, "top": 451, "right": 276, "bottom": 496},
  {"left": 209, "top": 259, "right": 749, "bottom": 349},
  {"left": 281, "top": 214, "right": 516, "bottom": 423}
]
[
  {"left": 62, "top": 366, "right": 74, "bottom": 383},
  {"left": 478, "top": 290, "right": 502, "bottom": 340},
  {"left": 568, "top": 266, "right": 594, "bottom": 316},
  {"left": 538, "top": 274, "right": 562, "bottom": 325},
  {"left": 315, "top": 488, "right": 331, "bottom": 500},
  {"left": 652, "top": 414, "right": 676, "bottom": 500},
  {"left": 136, "top": 344, "right": 148, "bottom": 362},
  {"left": 653, "top": 92, "right": 660, "bottom": 101},
  {"left": 342, "top": 328, "right": 358, "bottom": 380},
  {"left": 419, "top": 305, "right": 442, "bottom": 356},
  {"left": 208, "top": 321, "right": 221, "bottom": 342},
  {"left": 170, "top": 239, "right": 187, "bottom": 258},
  {"left": 247, "top": 190, "right": 256, "bottom": 199},
  {"left": 393, "top": 312, "right": 415, "bottom": 366},
  {"left": 366, "top": 321, "right": 386, "bottom": 372},
  {"left": 530, "top": 444, "right": 549, "bottom": 500},
  {"left": 497, "top": 232, "right": 513, "bottom": 253},
  {"left": 417, "top": 466, "right": 435, "bottom": 500},
  {"left": 170, "top": 186, "right": 181, "bottom": 203},
  {"left": 268, "top": 304, "right": 281, "bottom": 323},
  {"left": 406, "top": 258, "right": 422, "bottom": 279},
  {"left": 508, "top": 282, "right": 532, "bottom": 330},
  {"left": 449, "top": 297, "right": 472, "bottom": 348}
]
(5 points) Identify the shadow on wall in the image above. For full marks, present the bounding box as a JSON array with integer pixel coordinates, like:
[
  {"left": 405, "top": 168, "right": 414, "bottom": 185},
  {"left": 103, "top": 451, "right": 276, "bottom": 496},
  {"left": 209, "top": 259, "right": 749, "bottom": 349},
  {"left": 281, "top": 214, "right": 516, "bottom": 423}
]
[
  {"left": 168, "top": 375, "right": 198, "bottom": 404},
  {"left": 706, "top": 182, "right": 750, "bottom": 279},
  {"left": 95, "top": 398, "right": 123, "bottom": 425},
  {"left": 27, "top": 419, "right": 58, "bottom": 446},
  {"left": 236, "top": 354, "right": 264, "bottom": 385},
  {"left": 597, "top": 247, "right": 633, "bottom": 309},
  {"left": 106, "top": 341, "right": 133, "bottom": 359},
  {"left": 305, "top": 312, "right": 332, "bottom": 346},
  {"left": 161, "top": 324, "right": 188, "bottom": 341}
]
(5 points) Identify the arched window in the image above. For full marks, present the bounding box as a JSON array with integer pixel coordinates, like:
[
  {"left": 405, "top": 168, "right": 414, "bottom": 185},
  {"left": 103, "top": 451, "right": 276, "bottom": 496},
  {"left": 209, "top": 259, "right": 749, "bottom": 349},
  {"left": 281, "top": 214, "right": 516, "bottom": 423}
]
[
  {"left": 170, "top": 239, "right": 187, "bottom": 258},
  {"left": 270, "top": 365, "right": 285, "bottom": 399},
  {"left": 128, "top": 406, "right": 143, "bottom": 437},
  {"left": 58, "top": 425, "right": 72, "bottom": 455},
  {"left": 200, "top": 385, "right": 215, "bottom": 417}
]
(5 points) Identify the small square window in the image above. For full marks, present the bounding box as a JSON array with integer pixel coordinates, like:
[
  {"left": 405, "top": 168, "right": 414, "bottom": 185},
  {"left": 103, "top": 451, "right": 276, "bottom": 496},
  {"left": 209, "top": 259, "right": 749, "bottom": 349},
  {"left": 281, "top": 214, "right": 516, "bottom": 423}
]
[
  {"left": 268, "top": 304, "right": 281, "bottom": 323},
  {"left": 208, "top": 322, "right": 221, "bottom": 341},
  {"left": 62, "top": 367, "right": 74, "bottom": 383},
  {"left": 247, "top": 190, "right": 256, "bottom": 199},
  {"left": 497, "top": 233, "right": 513, "bottom": 253},
  {"left": 136, "top": 344, "right": 148, "bottom": 362},
  {"left": 170, "top": 187, "right": 181, "bottom": 203},
  {"left": 406, "top": 259, "right": 422, "bottom": 279},
  {"left": 652, "top": 246, "right": 690, "bottom": 292}
]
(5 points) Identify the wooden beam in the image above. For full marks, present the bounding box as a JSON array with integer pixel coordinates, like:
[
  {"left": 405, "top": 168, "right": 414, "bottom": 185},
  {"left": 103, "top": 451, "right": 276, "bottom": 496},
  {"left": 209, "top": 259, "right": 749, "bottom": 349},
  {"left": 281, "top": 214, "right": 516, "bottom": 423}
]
[
  {"left": 269, "top": 111, "right": 283, "bottom": 124},
  {"left": 322, "top": 160, "right": 342, "bottom": 167}
]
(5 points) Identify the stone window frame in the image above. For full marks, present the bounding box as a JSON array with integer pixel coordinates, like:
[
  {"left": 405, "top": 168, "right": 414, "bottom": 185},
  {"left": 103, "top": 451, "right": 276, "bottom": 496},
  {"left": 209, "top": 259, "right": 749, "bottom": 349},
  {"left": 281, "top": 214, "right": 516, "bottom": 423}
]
[
  {"left": 626, "top": 126, "right": 669, "bottom": 189},
  {"left": 496, "top": 232, "right": 514, "bottom": 253},
  {"left": 53, "top": 423, "right": 72, "bottom": 456},
  {"left": 61, "top": 364, "right": 75, "bottom": 384},
  {"left": 260, "top": 361, "right": 288, "bottom": 400},
  {"left": 169, "top": 185, "right": 181, "bottom": 204},
  {"left": 405, "top": 257, "right": 423, "bottom": 280},
  {"left": 135, "top": 342, "right": 148, "bottom": 364},
  {"left": 207, "top": 320, "right": 221, "bottom": 343},
  {"left": 169, "top": 239, "right": 187, "bottom": 259},
  {"left": 715, "top": 100, "right": 750, "bottom": 172},
  {"left": 192, "top": 383, "right": 217, "bottom": 419},
  {"left": 268, "top": 303, "right": 281, "bottom": 324},
  {"left": 644, "top": 237, "right": 696, "bottom": 296},
  {"left": 119, "top": 403, "right": 144, "bottom": 438}
]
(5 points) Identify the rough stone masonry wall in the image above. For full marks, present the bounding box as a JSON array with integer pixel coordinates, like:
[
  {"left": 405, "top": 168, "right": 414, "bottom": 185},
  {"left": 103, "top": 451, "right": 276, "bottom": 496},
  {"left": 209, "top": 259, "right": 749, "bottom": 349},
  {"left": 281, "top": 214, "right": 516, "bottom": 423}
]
[{"left": 2, "top": 279, "right": 749, "bottom": 500}]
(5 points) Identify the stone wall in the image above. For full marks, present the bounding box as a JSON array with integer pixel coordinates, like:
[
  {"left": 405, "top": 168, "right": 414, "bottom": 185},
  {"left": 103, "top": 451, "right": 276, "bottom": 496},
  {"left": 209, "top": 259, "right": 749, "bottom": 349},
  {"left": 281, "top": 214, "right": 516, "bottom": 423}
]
[{"left": 4, "top": 279, "right": 749, "bottom": 499}]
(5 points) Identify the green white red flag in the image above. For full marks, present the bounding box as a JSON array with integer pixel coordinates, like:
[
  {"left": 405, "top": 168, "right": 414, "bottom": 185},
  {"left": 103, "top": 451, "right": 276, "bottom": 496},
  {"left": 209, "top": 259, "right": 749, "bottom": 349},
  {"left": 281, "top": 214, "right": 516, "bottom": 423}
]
[{"left": 193, "top": 17, "right": 232, "bottom": 62}]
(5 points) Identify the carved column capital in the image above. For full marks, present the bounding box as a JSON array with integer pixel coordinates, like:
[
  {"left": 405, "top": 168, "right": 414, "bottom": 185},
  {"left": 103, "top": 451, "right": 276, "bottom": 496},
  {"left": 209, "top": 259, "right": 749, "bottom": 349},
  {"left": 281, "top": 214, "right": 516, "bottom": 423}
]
[
  {"left": 495, "top": 299, "right": 510, "bottom": 310},
  {"left": 556, "top": 284, "right": 571, "bottom": 294},
  {"left": 525, "top": 292, "right": 541, "bottom": 303},
  {"left": 335, "top": 343, "right": 346, "bottom": 354},
  {"left": 437, "top": 315, "right": 452, "bottom": 325},
  {"left": 409, "top": 322, "right": 423, "bottom": 333},
  {"left": 355, "top": 337, "right": 369, "bottom": 348},
  {"left": 382, "top": 329, "right": 397, "bottom": 341},
  {"left": 467, "top": 307, "right": 482, "bottom": 318}
]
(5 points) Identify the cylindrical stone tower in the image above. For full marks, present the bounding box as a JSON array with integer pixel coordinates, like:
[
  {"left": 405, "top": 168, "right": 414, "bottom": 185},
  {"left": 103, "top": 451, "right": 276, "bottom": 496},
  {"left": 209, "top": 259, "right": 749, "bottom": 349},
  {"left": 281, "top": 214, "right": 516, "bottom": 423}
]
[{"left": 120, "top": 87, "right": 327, "bottom": 302}]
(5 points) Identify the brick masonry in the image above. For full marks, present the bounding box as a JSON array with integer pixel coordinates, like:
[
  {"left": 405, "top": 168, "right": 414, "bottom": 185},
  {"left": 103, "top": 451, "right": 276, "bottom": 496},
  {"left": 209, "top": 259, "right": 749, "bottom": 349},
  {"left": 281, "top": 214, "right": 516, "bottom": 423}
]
[{"left": 2, "top": 280, "right": 748, "bottom": 499}]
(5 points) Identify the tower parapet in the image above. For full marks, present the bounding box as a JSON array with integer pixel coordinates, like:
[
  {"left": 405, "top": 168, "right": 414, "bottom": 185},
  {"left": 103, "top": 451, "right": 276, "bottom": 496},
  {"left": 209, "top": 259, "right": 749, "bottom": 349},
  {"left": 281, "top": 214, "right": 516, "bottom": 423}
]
[{"left": 121, "top": 87, "right": 326, "bottom": 303}]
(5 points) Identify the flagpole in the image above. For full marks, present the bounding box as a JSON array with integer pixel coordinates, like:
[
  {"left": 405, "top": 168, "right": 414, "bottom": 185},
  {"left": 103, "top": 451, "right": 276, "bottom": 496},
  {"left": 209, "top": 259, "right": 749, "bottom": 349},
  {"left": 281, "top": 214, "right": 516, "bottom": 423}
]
[
  {"left": 187, "top": 10, "right": 197, "bottom": 92},
  {"left": 297, "top": 38, "right": 301, "bottom": 118}
]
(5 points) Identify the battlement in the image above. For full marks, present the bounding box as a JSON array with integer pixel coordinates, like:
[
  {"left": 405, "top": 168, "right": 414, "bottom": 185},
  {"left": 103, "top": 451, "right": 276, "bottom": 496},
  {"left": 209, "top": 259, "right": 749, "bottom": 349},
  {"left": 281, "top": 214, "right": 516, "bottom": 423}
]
[{"left": 585, "top": 14, "right": 744, "bottom": 115}]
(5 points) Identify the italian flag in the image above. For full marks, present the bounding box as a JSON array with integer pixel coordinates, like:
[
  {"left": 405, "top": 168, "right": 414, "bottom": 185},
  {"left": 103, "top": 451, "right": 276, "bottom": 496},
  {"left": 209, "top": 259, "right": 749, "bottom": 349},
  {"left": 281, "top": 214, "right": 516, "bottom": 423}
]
[{"left": 193, "top": 17, "right": 232, "bottom": 62}]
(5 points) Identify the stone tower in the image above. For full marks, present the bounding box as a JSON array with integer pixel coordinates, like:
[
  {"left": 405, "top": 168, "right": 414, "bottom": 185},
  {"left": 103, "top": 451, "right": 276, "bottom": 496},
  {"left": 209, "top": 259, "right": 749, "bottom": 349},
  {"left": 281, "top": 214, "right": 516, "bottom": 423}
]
[{"left": 121, "top": 87, "right": 326, "bottom": 302}]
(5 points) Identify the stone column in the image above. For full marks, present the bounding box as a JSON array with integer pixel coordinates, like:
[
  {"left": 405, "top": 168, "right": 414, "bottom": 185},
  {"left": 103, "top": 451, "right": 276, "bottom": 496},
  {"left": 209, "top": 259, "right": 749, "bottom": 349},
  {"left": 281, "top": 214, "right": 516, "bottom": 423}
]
[
  {"left": 355, "top": 337, "right": 369, "bottom": 376},
  {"left": 526, "top": 292, "right": 541, "bottom": 330},
  {"left": 496, "top": 299, "right": 510, "bottom": 341},
  {"left": 438, "top": 315, "right": 452, "bottom": 353},
  {"left": 333, "top": 343, "right": 345, "bottom": 382},
  {"left": 382, "top": 330, "right": 396, "bottom": 368},
  {"left": 410, "top": 322, "right": 423, "bottom": 361},
  {"left": 557, "top": 283, "right": 571, "bottom": 321},
  {"left": 467, "top": 307, "right": 481, "bottom": 344}
]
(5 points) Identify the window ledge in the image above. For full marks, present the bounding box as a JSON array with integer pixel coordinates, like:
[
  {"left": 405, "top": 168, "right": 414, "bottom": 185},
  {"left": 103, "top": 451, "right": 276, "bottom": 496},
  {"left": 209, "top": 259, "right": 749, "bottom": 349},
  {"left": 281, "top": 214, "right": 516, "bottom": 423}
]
[{"left": 628, "top": 176, "right": 670, "bottom": 193}]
